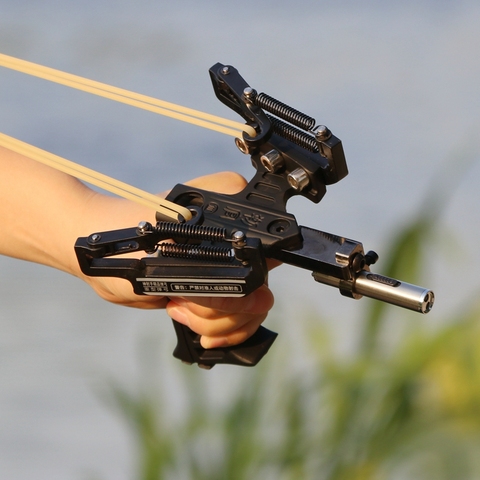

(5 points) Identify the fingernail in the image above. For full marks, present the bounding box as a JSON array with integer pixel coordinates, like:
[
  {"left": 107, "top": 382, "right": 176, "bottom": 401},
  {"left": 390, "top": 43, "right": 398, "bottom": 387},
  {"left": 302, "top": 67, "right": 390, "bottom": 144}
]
[{"left": 201, "top": 336, "right": 228, "bottom": 349}]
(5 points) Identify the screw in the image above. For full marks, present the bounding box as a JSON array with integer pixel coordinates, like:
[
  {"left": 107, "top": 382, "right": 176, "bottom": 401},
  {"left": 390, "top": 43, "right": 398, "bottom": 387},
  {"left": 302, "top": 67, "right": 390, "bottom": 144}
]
[
  {"left": 221, "top": 66, "right": 230, "bottom": 75},
  {"left": 243, "top": 87, "right": 256, "bottom": 100},
  {"left": 232, "top": 230, "right": 246, "bottom": 247},
  {"left": 316, "top": 125, "right": 331, "bottom": 141},
  {"left": 89, "top": 233, "right": 101, "bottom": 243},
  {"left": 137, "top": 221, "right": 152, "bottom": 235},
  {"left": 364, "top": 251, "right": 379, "bottom": 266}
]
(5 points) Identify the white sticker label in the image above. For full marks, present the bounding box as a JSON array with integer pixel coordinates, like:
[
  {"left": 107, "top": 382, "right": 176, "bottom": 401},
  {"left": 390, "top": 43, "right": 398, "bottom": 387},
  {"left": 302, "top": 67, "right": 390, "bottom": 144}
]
[{"left": 136, "top": 278, "right": 246, "bottom": 297}]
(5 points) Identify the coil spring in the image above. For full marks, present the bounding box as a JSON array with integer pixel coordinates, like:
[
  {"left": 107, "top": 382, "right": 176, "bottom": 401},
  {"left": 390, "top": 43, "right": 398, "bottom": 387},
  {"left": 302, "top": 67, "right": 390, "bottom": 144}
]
[
  {"left": 157, "top": 243, "right": 234, "bottom": 262},
  {"left": 253, "top": 92, "right": 316, "bottom": 131},
  {"left": 155, "top": 222, "right": 227, "bottom": 242},
  {"left": 267, "top": 114, "right": 319, "bottom": 153}
]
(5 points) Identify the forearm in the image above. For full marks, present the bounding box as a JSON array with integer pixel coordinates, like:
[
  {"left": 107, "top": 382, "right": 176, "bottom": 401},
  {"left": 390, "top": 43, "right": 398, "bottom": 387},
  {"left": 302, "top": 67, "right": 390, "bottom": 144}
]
[
  {"left": 1, "top": 148, "right": 275, "bottom": 345},
  {"left": 0, "top": 146, "right": 156, "bottom": 278}
]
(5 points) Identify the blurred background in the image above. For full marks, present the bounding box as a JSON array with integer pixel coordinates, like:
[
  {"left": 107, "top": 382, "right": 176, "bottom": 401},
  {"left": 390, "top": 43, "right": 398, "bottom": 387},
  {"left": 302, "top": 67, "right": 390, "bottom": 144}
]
[{"left": 0, "top": 0, "right": 479, "bottom": 478}]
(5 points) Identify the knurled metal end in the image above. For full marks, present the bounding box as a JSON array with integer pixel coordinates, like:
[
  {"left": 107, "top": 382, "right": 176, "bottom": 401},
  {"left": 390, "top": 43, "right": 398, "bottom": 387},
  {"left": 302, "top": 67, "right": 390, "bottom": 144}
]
[
  {"left": 137, "top": 221, "right": 153, "bottom": 235},
  {"left": 287, "top": 168, "right": 310, "bottom": 191},
  {"left": 260, "top": 149, "right": 283, "bottom": 173},
  {"left": 221, "top": 66, "right": 230, "bottom": 75},
  {"left": 235, "top": 137, "right": 250, "bottom": 155},
  {"left": 316, "top": 125, "right": 331, "bottom": 141}
]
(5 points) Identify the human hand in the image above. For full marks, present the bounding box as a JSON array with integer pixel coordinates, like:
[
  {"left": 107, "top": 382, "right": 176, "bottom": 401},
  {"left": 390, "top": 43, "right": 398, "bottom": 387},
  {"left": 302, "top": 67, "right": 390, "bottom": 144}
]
[
  {"left": 0, "top": 147, "right": 275, "bottom": 347},
  {"left": 86, "top": 171, "right": 275, "bottom": 348}
]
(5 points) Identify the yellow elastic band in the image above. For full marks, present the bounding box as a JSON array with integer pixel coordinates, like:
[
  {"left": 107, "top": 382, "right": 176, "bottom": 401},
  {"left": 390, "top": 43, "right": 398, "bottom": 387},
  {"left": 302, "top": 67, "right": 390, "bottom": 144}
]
[
  {"left": 0, "top": 132, "right": 192, "bottom": 222},
  {"left": 0, "top": 53, "right": 256, "bottom": 138},
  {"left": 0, "top": 53, "right": 259, "bottom": 221}
]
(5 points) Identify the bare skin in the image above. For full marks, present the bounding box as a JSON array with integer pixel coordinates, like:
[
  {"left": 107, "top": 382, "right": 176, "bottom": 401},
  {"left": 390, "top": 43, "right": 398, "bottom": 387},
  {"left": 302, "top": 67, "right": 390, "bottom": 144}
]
[{"left": 0, "top": 146, "right": 274, "bottom": 348}]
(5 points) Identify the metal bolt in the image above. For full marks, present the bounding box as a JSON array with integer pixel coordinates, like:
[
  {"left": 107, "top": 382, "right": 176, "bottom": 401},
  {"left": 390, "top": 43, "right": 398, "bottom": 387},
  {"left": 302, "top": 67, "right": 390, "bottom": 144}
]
[
  {"left": 260, "top": 149, "right": 283, "bottom": 173},
  {"left": 221, "top": 66, "right": 230, "bottom": 75},
  {"left": 90, "top": 233, "right": 101, "bottom": 243},
  {"left": 137, "top": 221, "right": 152, "bottom": 235},
  {"left": 243, "top": 87, "right": 256, "bottom": 100},
  {"left": 232, "top": 230, "right": 246, "bottom": 247},
  {"left": 316, "top": 125, "right": 331, "bottom": 141},
  {"left": 287, "top": 168, "right": 310, "bottom": 191}
]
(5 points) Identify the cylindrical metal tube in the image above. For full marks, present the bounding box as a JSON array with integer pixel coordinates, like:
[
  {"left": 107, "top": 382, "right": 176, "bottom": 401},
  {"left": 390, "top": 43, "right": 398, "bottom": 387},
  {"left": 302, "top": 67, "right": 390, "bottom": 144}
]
[{"left": 353, "top": 271, "right": 434, "bottom": 314}]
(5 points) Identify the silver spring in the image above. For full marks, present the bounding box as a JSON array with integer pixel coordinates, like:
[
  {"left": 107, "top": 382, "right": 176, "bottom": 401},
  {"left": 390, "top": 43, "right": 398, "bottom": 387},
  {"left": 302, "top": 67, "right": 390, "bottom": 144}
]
[
  {"left": 267, "top": 114, "right": 319, "bottom": 153},
  {"left": 254, "top": 92, "right": 316, "bottom": 131},
  {"left": 155, "top": 222, "right": 227, "bottom": 242},
  {"left": 157, "top": 243, "right": 234, "bottom": 262}
]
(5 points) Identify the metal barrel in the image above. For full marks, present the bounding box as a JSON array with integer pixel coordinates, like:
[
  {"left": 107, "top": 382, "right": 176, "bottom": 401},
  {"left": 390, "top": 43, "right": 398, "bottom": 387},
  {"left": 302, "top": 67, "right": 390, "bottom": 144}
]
[{"left": 353, "top": 271, "right": 434, "bottom": 314}]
